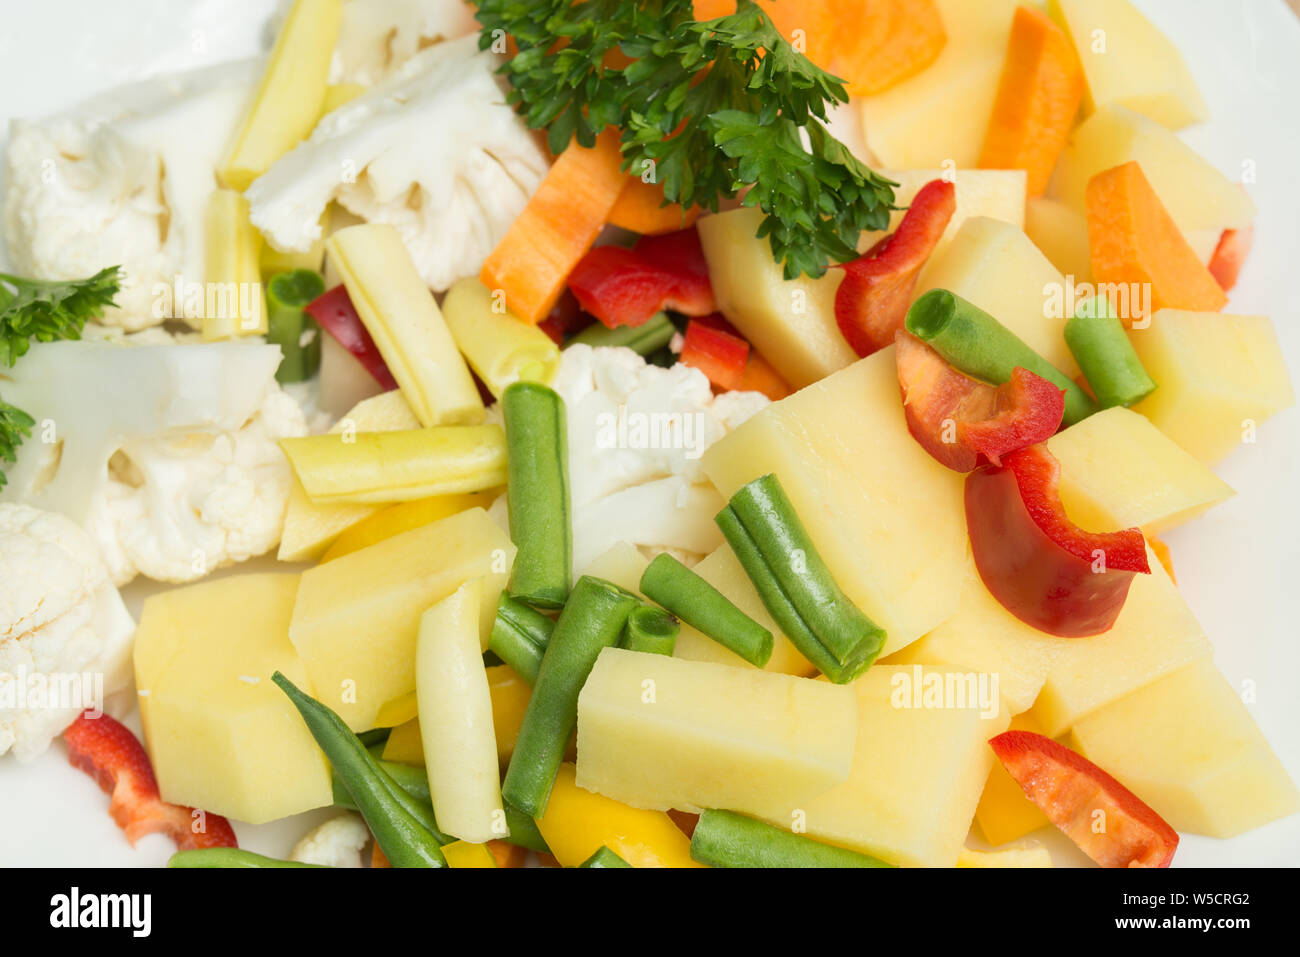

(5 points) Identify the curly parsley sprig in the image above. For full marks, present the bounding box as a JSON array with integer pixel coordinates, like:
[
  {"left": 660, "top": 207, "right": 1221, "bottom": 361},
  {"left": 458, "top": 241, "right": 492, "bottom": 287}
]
[{"left": 476, "top": 0, "right": 896, "bottom": 279}]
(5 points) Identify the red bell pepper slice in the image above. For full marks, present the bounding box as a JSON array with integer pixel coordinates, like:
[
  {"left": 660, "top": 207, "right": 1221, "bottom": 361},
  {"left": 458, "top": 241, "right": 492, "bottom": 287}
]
[
  {"left": 64, "top": 711, "right": 239, "bottom": 851},
  {"left": 1207, "top": 225, "right": 1254, "bottom": 292},
  {"left": 305, "top": 285, "right": 398, "bottom": 390},
  {"left": 896, "top": 332, "right": 1064, "bottom": 472},
  {"left": 965, "top": 444, "right": 1150, "bottom": 637},
  {"left": 680, "top": 318, "right": 750, "bottom": 391},
  {"left": 568, "top": 228, "right": 717, "bottom": 329},
  {"left": 537, "top": 290, "right": 593, "bottom": 345},
  {"left": 835, "top": 178, "right": 956, "bottom": 357},
  {"left": 989, "top": 730, "right": 1179, "bottom": 868}
]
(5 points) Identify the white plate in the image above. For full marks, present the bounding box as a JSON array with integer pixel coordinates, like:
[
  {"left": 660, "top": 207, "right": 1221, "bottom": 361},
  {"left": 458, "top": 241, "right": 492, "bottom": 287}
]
[{"left": 1, "top": 0, "right": 1298, "bottom": 868}]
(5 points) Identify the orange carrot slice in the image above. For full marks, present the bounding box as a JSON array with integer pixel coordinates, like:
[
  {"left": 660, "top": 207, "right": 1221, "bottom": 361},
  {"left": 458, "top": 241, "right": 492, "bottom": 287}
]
[
  {"left": 979, "top": 5, "right": 1084, "bottom": 196},
  {"left": 608, "top": 176, "right": 702, "bottom": 236},
  {"left": 737, "top": 351, "right": 793, "bottom": 401},
  {"left": 1086, "top": 161, "right": 1227, "bottom": 321}
]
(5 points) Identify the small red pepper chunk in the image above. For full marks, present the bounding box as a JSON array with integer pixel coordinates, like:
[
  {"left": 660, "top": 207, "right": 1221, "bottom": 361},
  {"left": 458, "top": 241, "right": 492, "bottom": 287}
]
[
  {"left": 1207, "top": 224, "right": 1254, "bottom": 292},
  {"left": 896, "top": 332, "right": 1064, "bottom": 472},
  {"left": 989, "top": 730, "right": 1179, "bottom": 868},
  {"left": 568, "top": 228, "right": 717, "bottom": 329},
  {"left": 835, "top": 178, "right": 956, "bottom": 357},
  {"left": 965, "top": 444, "right": 1150, "bottom": 637},
  {"left": 680, "top": 318, "right": 750, "bottom": 391},
  {"left": 305, "top": 285, "right": 398, "bottom": 390},
  {"left": 537, "top": 290, "right": 593, "bottom": 346},
  {"left": 64, "top": 711, "right": 239, "bottom": 851}
]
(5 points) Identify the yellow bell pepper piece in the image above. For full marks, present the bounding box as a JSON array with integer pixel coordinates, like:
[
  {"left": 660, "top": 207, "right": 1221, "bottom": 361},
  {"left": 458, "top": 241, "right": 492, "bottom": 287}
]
[
  {"left": 219, "top": 0, "right": 343, "bottom": 191},
  {"left": 536, "top": 764, "right": 703, "bottom": 868},
  {"left": 381, "top": 665, "right": 533, "bottom": 767},
  {"left": 974, "top": 713, "right": 1052, "bottom": 845},
  {"left": 321, "top": 492, "right": 498, "bottom": 562},
  {"left": 957, "top": 845, "right": 1053, "bottom": 868},
  {"left": 203, "top": 189, "right": 266, "bottom": 339},
  {"left": 441, "top": 841, "right": 498, "bottom": 869}
]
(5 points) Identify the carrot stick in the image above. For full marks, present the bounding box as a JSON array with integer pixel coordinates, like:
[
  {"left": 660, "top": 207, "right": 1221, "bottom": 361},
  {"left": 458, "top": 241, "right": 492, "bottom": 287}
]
[
  {"left": 979, "top": 5, "right": 1084, "bottom": 196},
  {"left": 738, "top": 351, "right": 793, "bottom": 401},
  {"left": 607, "top": 176, "right": 702, "bottom": 236},
  {"left": 480, "top": 128, "right": 628, "bottom": 325}
]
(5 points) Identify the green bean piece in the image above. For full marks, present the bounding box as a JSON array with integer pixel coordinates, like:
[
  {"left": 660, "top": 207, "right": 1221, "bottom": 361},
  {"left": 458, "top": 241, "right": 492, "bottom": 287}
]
[
  {"left": 168, "top": 849, "right": 324, "bottom": 868},
  {"left": 273, "top": 673, "right": 447, "bottom": 868},
  {"left": 640, "top": 553, "right": 771, "bottom": 666},
  {"left": 690, "top": 810, "right": 893, "bottom": 868},
  {"left": 355, "top": 727, "right": 391, "bottom": 750},
  {"left": 488, "top": 591, "right": 556, "bottom": 684},
  {"left": 906, "top": 289, "right": 1098, "bottom": 425},
  {"left": 622, "top": 604, "right": 680, "bottom": 657},
  {"left": 579, "top": 846, "right": 633, "bottom": 868},
  {"left": 570, "top": 311, "right": 676, "bottom": 355},
  {"left": 1064, "top": 296, "right": 1157, "bottom": 409},
  {"left": 503, "top": 382, "right": 572, "bottom": 608},
  {"left": 266, "top": 270, "right": 325, "bottom": 384},
  {"left": 502, "top": 576, "right": 638, "bottom": 816},
  {"left": 503, "top": 802, "right": 552, "bottom": 854}
]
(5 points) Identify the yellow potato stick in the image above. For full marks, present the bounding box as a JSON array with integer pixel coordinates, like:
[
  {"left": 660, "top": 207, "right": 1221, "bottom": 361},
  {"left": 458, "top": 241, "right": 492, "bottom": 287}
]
[
  {"left": 319, "top": 82, "right": 366, "bottom": 118},
  {"left": 442, "top": 278, "right": 561, "bottom": 398},
  {"left": 202, "top": 189, "right": 266, "bottom": 340},
  {"left": 219, "top": 0, "right": 343, "bottom": 191},
  {"left": 281, "top": 426, "right": 507, "bottom": 506},
  {"left": 327, "top": 224, "right": 485, "bottom": 426},
  {"left": 416, "top": 580, "right": 505, "bottom": 845}
]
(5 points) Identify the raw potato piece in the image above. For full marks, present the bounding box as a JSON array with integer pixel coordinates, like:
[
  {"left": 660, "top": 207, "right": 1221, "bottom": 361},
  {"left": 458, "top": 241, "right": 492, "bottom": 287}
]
[
  {"left": 957, "top": 845, "right": 1052, "bottom": 868},
  {"left": 1047, "top": 0, "right": 1207, "bottom": 129},
  {"left": 1071, "top": 660, "right": 1300, "bottom": 838},
  {"left": 289, "top": 507, "right": 514, "bottom": 729},
  {"left": 1130, "top": 310, "right": 1295, "bottom": 465},
  {"left": 1025, "top": 196, "right": 1092, "bottom": 282},
  {"left": 974, "top": 713, "right": 1052, "bottom": 846},
  {"left": 697, "top": 207, "right": 856, "bottom": 389},
  {"left": 1030, "top": 550, "right": 1212, "bottom": 737},
  {"left": 752, "top": 665, "right": 1010, "bottom": 868},
  {"left": 136, "top": 574, "right": 334, "bottom": 824},
  {"left": 575, "top": 648, "right": 857, "bottom": 815},
  {"left": 702, "top": 349, "right": 969, "bottom": 656},
  {"left": 1047, "top": 407, "right": 1235, "bottom": 534}
]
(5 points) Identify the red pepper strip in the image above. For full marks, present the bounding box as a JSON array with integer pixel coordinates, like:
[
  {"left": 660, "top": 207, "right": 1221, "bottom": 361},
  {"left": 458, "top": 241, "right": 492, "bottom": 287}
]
[
  {"left": 835, "top": 179, "right": 956, "bottom": 357},
  {"left": 64, "top": 711, "right": 238, "bottom": 851},
  {"left": 989, "top": 731, "right": 1179, "bottom": 868},
  {"left": 680, "top": 319, "right": 750, "bottom": 391},
  {"left": 537, "top": 290, "right": 593, "bottom": 346},
  {"left": 965, "top": 444, "right": 1150, "bottom": 637},
  {"left": 896, "top": 332, "right": 1064, "bottom": 472},
  {"left": 568, "top": 228, "right": 717, "bottom": 329},
  {"left": 1207, "top": 225, "right": 1254, "bottom": 292},
  {"left": 305, "top": 285, "right": 398, "bottom": 390}
]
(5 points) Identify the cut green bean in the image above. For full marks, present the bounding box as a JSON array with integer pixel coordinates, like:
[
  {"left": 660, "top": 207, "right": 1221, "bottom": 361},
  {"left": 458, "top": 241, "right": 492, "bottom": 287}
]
[
  {"left": 355, "top": 727, "right": 391, "bottom": 750},
  {"left": 690, "top": 810, "right": 893, "bottom": 868},
  {"left": 640, "top": 553, "right": 771, "bottom": 666},
  {"left": 488, "top": 591, "right": 556, "bottom": 684},
  {"left": 906, "top": 288, "right": 1098, "bottom": 425},
  {"left": 579, "top": 846, "right": 632, "bottom": 868},
  {"left": 571, "top": 311, "right": 676, "bottom": 355},
  {"left": 266, "top": 270, "right": 325, "bottom": 383},
  {"left": 503, "top": 802, "right": 552, "bottom": 854},
  {"left": 622, "top": 604, "right": 680, "bottom": 657},
  {"left": 1064, "top": 296, "right": 1157, "bottom": 409},
  {"left": 503, "top": 382, "right": 572, "bottom": 608},
  {"left": 168, "top": 848, "right": 324, "bottom": 868},
  {"left": 502, "top": 576, "right": 638, "bottom": 816}
]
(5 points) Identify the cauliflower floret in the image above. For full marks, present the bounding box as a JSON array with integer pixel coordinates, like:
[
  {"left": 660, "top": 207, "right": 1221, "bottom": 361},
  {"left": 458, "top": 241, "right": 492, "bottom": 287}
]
[
  {"left": 330, "top": 0, "right": 479, "bottom": 86},
  {"left": 3, "top": 63, "right": 258, "bottom": 330},
  {"left": 247, "top": 35, "right": 549, "bottom": 293},
  {"left": 290, "top": 812, "right": 371, "bottom": 868},
  {"left": 0, "top": 504, "right": 135, "bottom": 761}
]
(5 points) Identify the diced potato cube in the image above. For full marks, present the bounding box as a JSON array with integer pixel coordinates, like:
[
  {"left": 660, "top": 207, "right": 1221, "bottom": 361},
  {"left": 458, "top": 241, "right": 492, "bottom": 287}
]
[
  {"left": 974, "top": 713, "right": 1052, "bottom": 845},
  {"left": 289, "top": 507, "right": 514, "bottom": 729},
  {"left": 575, "top": 648, "right": 857, "bottom": 815},
  {"left": 1026, "top": 196, "right": 1092, "bottom": 283},
  {"left": 1071, "top": 659, "right": 1300, "bottom": 838},
  {"left": 1130, "top": 310, "right": 1295, "bottom": 465},
  {"left": 702, "top": 349, "right": 969, "bottom": 655},
  {"left": 138, "top": 574, "right": 333, "bottom": 824},
  {"left": 1030, "top": 551, "right": 1212, "bottom": 736},
  {"left": 957, "top": 844, "right": 1052, "bottom": 867},
  {"left": 1047, "top": 407, "right": 1235, "bottom": 534}
]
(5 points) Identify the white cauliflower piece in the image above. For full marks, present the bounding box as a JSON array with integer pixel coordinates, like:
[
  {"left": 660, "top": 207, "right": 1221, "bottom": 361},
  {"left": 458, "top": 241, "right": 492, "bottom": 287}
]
[
  {"left": 331, "top": 0, "right": 479, "bottom": 85},
  {"left": 247, "top": 35, "right": 549, "bottom": 293},
  {"left": 549, "top": 345, "right": 770, "bottom": 570},
  {"left": 3, "top": 62, "right": 258, "bottom": 330},
  {"left": 0, "top": 340, "right": 307, "bottom": 585},
  {"left": 0, "top": 504, "right": 135, "bottom": 761},
  {"left": 290, "top": 812, "right": 371, "bottom": 868}
]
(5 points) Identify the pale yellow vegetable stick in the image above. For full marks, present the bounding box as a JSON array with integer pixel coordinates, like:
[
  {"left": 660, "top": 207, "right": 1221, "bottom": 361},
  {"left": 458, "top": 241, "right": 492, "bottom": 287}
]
[
  {"left": 219, "top": 0, "right": 343, "bottom": 191},
  {"left": 281, "top": 426, "right": 507, "bottom": 505},
  {"left": 203, "top": 189, "right": 266, "bottom": 339},
  {"left": 327, "top": 225, "right": 485, "bottom": 426},
  {"left": 416, "top": 579, "right": 504, "bottom": 844},
  {"left": 320, "top": 83, "right": 366, "bottom": 118},
  {"left": 442, "top": 278, "right": 561, "bottom": 398}
]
